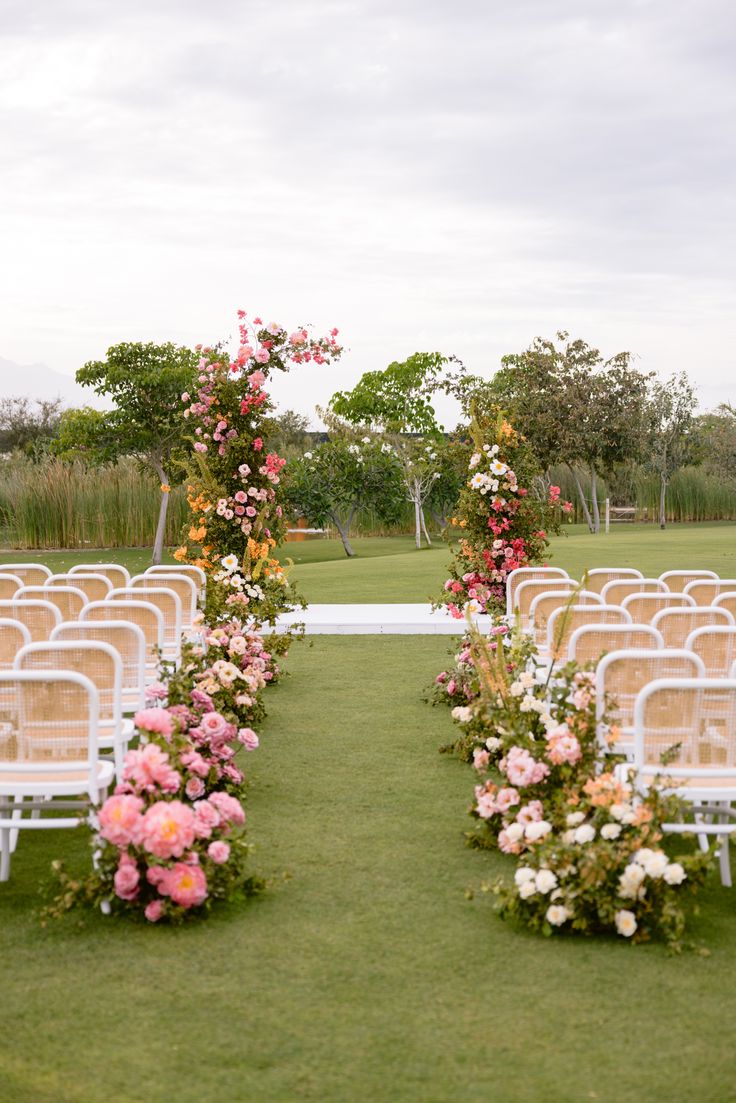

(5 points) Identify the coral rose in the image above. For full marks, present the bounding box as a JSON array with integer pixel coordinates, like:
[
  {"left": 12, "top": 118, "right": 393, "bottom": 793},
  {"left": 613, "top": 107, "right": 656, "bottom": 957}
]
[
  {"left": 140, "top": 800, "right": 196, "bottom": 859},
  {"left": 98, "top": 794, "right": 144, "bottom": 846},
  {"left": 134, "top": 708, "right": 175, "bottom": 736},
  {"left": 159, "top": 862, "right": 208, "bottom": 908}
]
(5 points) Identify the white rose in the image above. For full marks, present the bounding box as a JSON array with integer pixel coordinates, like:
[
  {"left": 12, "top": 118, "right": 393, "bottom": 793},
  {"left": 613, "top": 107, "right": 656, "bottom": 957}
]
[
  {"left": 518, "top": 879, "right": 537, "bottom": 899},
  {"left": 618, "top": 864, "right": 646, "bottom": 899},
  {"left": 615, "top": 909, "right": 638, "bottom": 937},
  {"left": 600, "top": 823, "right": 622, "bottom": 840},
  {"left": 519, "top": 697, "right": 534, "bottom": 713},
  {"left": 525, "top": 820, "right": 552, "bottom": 842},
  {"left": 490, "top": 444, "right": 500, "bottom": 455},
  {"left": 664, "top": 862, "right": 687, "bottom": 886},
  {"left": 641, "top": 850, "right": 669, "bottom": 879},
  {"left": 546, "top": 904, "right": 571, "bottom": 926},
  {"left": 633, "top": 847, "right": 656, "bottom": 867},
  {"left": 573, "top": 824, "right": 596, "bottom": 844},
  {"left": 535, "top": 869, "right": 558, "bottom": 895},
  {"left": 469, "top": 452, "right": 482, "bottom": 468},
  {"left": 561, "top": 829, "right": 576, "bottom": 845},
  {"left": 509, "top": 681, "right": 525, "bottom": 697},
  {"left": 519, "top": 671, "right": 536, "bottom": 688},
  {"left": 505, "top": 822, "right": 525, "bottom": 842},
  {"left": 514, "top": 867, "right": 536, "bottom": 886},
  {"left": 566, "top": 812, "right": 585, "bottom": 827},
  {"left": 451, "top": 706, "right": 473, "bottom": 724},
  {"left": 485, "top": 736, "right": 503, "bottom": 752},
  {"left": 303, "top": 451, "right": 313, "bottom": 459}
]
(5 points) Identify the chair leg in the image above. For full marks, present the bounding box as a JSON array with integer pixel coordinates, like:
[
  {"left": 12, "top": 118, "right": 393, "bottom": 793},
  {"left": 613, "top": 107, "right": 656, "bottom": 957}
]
[
  {"left": 718, "top": 831, "right": 732, "bottom": 888},
  {"left": 0, "top": 826, "right": 11, "bottom": 881}
]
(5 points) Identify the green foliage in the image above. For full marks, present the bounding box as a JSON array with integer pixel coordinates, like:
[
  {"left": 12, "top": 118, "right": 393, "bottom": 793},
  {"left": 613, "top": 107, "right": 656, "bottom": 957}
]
[
  {"left": 329, "top": 351, "right": 449, "bottom": 435},
  {"left": 0, "top": 396, "right": 63, "bottom": 456}
]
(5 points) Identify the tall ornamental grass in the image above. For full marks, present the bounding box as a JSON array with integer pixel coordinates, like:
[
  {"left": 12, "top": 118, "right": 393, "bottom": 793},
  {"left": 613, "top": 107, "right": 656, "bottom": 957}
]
[{"left": 0, "top": 457, "right": 187, "bottom": 549}]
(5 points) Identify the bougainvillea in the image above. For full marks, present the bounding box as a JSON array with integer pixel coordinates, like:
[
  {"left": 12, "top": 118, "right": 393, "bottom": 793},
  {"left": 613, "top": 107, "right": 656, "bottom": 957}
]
[{"left": 176, "top": 312, "right": 343, "bottom": 623}]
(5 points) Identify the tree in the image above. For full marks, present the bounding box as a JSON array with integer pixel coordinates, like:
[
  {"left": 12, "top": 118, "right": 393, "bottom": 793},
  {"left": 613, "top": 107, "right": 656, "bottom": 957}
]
[
  {"left": 647, "top": 373, "right": 696, "bottom": 529},
  {"left": 0, "top": 396, "right": 63, "bottom": 455},
  {"left": 690, "top": 404, "right": 736, "bottom": 476},
  {"left": 62, "top": 342, "right": 199, "bottom": 563},
  {"left": 267, "top": 409, "right": 312, "bottom": 456},
  {"left": 284, "top": 435, "right": 404, "bottom": 557}
]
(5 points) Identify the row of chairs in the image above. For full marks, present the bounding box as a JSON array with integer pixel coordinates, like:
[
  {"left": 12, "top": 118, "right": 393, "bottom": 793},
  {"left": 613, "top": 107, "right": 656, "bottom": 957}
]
[{"left": 0, "top": 561, "right": 206, "bottom": 881}]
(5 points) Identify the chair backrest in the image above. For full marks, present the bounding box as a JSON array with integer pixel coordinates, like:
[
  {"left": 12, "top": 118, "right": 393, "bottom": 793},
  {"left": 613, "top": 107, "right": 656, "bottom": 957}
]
[
  {"left": 712, "top": 593, "right": 736, "bottom": 621},
  {"left": 584, "top": 567, "right": 644, "bottom": 594},
  {"left": 600, "top": 578, "right": 669, "bottom": 605},
  {"left": 146, "top": 564, "right": 206, "bottom": 598},
  {"left": 0, "top": 670, "right": 100, "bottom": 787},
  {"left": 68, "top": 563, "right": 131, "bottom": 588},
  {"left": 512, "top": 578, "right": 576, "bottom": 622},
  {"left": 0, "top": 564, "right": 52, "bottom": 586},
  {"left": 652, "top": 607, "right": 735, "bottom": 649},
  {"left": 46, "top": 573, "right": 113, "bottom": 602},
  {"left": 16, "top": 585, "right": 87, "bottom": 621},
  {"left": 14, "top": 641, "right": 122, "bottom": 729},
  {"left": 685, "top": 579, "right": 736, "bottom": 605},
  {"left": 0, "top": 573, "right": 24, "bottom": 600},
  {"left": 659, "top": 569, "right": 718, "bottom": 593},
  {"left": 506, "top": 567, "right": 569, "bottom": 615},
  {"left": 0, "top": 599, "right": 61, "bottom": 641},
  {"left": 80, "top": 600, "right": 164, "bottom": 667},
  {"left": 130, "top": 574, "right": 197, "bottom": 625},
  {"left": 633, "top": 678, "right": 736, "bottom": 775},
  {"left": 528, "top": 589, "right": 602, "bottom": 647},
  {"left": 567, "top": 623, "right": 663, "bottom": 664},
  {"left": 621, "top": 592, "right": 695, "bottom": 624},
  {"left": 51, "top": 620, "right": 146, "bottom": 700},
  {"left": 685, "top": 626, "right": 736, "bottom": 678},
  {"left": 597, "top": 649, "right": 706, "bottom": 737},
  {"left": 549, "top": 605, "right": 631, "bottom": 659},
  {"left": 108, "top": 587, "right": 181, "bottom": 647},
  {"left": 0, "top": 618, "right": 32, "bottom": 670}
]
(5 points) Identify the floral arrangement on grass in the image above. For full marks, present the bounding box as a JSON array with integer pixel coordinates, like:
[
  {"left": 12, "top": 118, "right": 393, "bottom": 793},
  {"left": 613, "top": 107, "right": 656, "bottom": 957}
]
[
  {"left": 47, "top": 702, "right": 264, "bottom": 923},
  {"left": 176, "top": 311, "right": 342, "bottom": 625},
  {"left": 442, "top": 625, "right": 713, "bottom": 950},
  {"left": 436, "top": 409, "right": 570, "bottom": 620}
]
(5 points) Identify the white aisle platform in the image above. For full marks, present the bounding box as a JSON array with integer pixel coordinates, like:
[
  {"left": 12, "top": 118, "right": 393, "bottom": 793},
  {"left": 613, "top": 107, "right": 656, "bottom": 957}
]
[{"left": 273, "top": 603, "right": 492, "bottom": 635}]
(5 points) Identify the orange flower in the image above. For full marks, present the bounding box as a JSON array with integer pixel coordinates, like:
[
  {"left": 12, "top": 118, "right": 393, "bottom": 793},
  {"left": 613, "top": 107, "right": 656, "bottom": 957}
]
[
  {"left": 160, "top": 483, "right": 170, "bottom": 493},
  {"left": 173, "top": 546, "right": 188, "bottom": 562},
  {"left": 188, "top": 525, "right": 207, "bottom": 542}
]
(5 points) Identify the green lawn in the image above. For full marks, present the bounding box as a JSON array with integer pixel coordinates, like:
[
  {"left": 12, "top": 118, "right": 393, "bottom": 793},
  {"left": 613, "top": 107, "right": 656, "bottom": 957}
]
[{"left": 3, "top": 636, "right": 736, "bottom": 1103}]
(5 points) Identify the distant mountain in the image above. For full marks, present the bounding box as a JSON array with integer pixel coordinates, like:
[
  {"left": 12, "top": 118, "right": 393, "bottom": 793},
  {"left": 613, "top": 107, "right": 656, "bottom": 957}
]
[{"left": 0, "top": 357, "right": 107, "bottom": 408}]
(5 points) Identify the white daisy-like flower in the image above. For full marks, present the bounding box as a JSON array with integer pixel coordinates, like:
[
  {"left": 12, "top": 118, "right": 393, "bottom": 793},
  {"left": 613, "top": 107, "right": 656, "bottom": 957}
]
[{"left": 221, "top": 554, "right": 238, "bottom": 573}]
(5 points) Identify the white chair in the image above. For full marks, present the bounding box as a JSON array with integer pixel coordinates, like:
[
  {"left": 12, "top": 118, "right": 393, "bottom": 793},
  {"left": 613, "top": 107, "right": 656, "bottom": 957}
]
[
  {"left": 660, "top": 569, "right": 718, "bottom": 593},
  {"left": 68, "top": 563, "right": 131, "bottom": 589},
  {"left": 0, "top": 599, "right": 61, "bottom": 641},
  {"left": 547, "top": 604, "right": 630, "bottom": 660},
  {"left": 713, "top": 593, "right": 736, "bottom": 621},
  {"left": 652, "top": 607, "right": 735, "bottom": 649},
  {"left": 146, "top": 564, "right": 206, "bottom": 601},
  {"left": 130, "top": 573, "right": 198, "bottom": 628},
  {"left": 14, "top": 641, "right": 127, "bottom": 773},
  {"left": 0, "top": 564, "right": 52, "bottom": 586},
  {"left": 584, "top": 567, "right": 644, "bottom": 594},
  {"left": 80, "top": 600, "right": 165, "bottom": 681},
  {"left": 16, "top": 585, "right": 87, "bottom": 621},
  {"left": 528, "top": 589, "right": 602, "bottom": 649},
  {"left": 685, "top": 579, "right": 736, "bottom": 605},
  {"left": 506, "top": 567, "right": 569, "bottom": 616},
  {"left": 0, "top": 573, "right": 24, "bottom": 600},
  {"left": 108, "top": 587, "right": 182, "bottom": 661},
  {"left": 0, "top": 618, "right": 32, "bottom": 670},
  {"left": 51, "top": 621, "right": 146, "bottom": 714},
  {"left": 600, "top": 578, "right": 669, "bottom": 605},
  {"left": 512, "top": 578, "right": 577, "bottom": 630},
  {"left": 685, "top": 626, "right": 736, "bottom": 678},
  {"left": 621, "top": 592, "right": 695, "bottom": 624},
  {"left": 567, "top": 623, "right": 663, "bottom": 664},
  {"left": 0, "top": 670, "right": 114, "bottom": 881},
  {"left": 596, "top": 649, "right": 706, "bottom": 758},
  {"left": 46, "top": 573, "right": 113, "bottom": 603},
  {"left": 629, "top": 678, "right": 736, "bottom": 886}
]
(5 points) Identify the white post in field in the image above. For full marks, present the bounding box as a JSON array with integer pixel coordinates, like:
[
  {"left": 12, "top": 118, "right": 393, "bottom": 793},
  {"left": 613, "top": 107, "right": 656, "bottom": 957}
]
[{"left": 605, "top": 498, "right": 610, "bottom": 534}]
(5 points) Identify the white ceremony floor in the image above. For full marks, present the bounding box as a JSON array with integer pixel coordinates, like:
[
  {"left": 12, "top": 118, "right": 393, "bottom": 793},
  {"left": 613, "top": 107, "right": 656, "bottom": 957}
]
[{"left": 273, "top": 603, "right": 491, "bottom": 635}]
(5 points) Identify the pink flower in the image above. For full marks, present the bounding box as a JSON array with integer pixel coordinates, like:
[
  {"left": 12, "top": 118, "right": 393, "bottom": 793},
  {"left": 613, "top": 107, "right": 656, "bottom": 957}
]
[
  {"left": 238, "top": 727, "right": 259, "bottom": 750},
  {"left": 199, "top": 712, "right": 229, "bottom": 740},
  {"left": 234, "top": 490, "right": 247, "bottom": 504},
  {"left": 194, "top": 442, "right": 208, "bottom": 453},
  {"left": 498, "top": 828, "right": 524, "bottom": 855},
  {"left": 192, "top": 799, "right": 221, "bottom": 838},
  {"left": 158, "top": 862, "right": 208, "bottom": 908},
  {"left": 209, "top": 791, "right": 245, "bottom": 826},
  {"left": 546, "top": 731, "right": 582, "bottom": 766},
  {"left": 134, "top": 708, "right": 175, "bottom": 737},
  {"left": 140, "top": 800, "right": 196, "bottom": 859},
  {"left": 495, "top": 787, "right": 520, "bottom": 813},
  {"left": 144, "top": 682, "right": 168, "bottom": 702},
  {"left": 123, "top": 744, "right": 181, "bottom": 793},
  {"left": 500, "top": 746, "right": 550, "bottom": 788},
  {"left": 472, "top": 748, "right": 490, "bottom": 772},
  {"left": 98, "top": 794, "right": 144, "bottom": 846},
  {"left": 516, "top": 800, "right": 544, "bottom": 824},
  {"left": 113, "top": 858, "right": 140, "bottom": 901},
  {"left": 207, "top": 840, "right": 230, "bottom": 864},
  {"left": 248, "top": 368, "right": 267, "bottom": 387},
  {"left": 180, "top": 749, "right": 210, "bottom": 778},
  {"left": 185, "top": 776, "right": 206, "bottom": 800},
  {"left": 144, "top": 899, "right": 164, "bottom": 922}
]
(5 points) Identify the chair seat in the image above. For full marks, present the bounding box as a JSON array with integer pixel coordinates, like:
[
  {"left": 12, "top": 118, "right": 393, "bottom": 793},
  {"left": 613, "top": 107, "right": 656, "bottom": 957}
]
[{"left": 0, "top": 760, "right": 115, "bottom": 792}]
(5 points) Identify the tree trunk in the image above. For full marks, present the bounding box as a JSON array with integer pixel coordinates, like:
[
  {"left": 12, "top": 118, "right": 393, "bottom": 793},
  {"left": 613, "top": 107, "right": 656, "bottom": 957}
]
[
  {"left": 659, "top": 474, "right": 667, "bottom": 529},
  {"left": 420, "top": 505, "right": 432, "bottom": 547},
  {"left": 590, "top": 468, "right": 600, "bottom": 534},
  {"left": 151, "top": 461, "right": 169, "bottom": 566},
  {"left": 414, "top": 485, "right": 422, "bottom": 549},
  {"left": 568, "top": 464, "right": 594, "bottom": 532},
  {"left": 331, "top": 510, "right": 355, "bottom": 557}
]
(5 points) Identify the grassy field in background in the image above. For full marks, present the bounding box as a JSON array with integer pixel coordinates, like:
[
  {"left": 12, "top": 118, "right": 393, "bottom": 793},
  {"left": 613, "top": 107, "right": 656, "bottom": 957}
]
[{"left": 4, "top": 635, "right": 736, "bottom": 1103}]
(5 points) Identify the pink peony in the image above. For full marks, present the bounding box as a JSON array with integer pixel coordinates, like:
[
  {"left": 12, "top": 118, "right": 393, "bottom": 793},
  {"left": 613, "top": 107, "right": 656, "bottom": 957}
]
[
  {"left": 134, "top": 708, "right": 175, "bottom": 737},
  {"left": 113, "top": 856, "right": 140, "bottom": 901},
  {"left": 98, "top": 794, "right": 144, "bottom": 846},
  {"left": 159, "top": 862, "right": 208, "bottom": 908},
  {"left": 192, "top": 799, "right": 221, "bottom": 838},
  {"left": 207, "top": 840, "right": 230, "bottom": 864},
  {"left": 144, "top": 899, "right": 164, "bottom": 922},
  {"left": 140, "top": 800, "right": 196, "bottom": 859},
  {"left": 185, "top": 776, "right": 205, "bottom": 800},
  {"left": 123, "top": 743, "right": 181, "bottom": 794},
  {"left": 208, "top": 791, "right": 246, "bottom": 825},
  {"left": 516, "top": 800, "right": 544, "bottom": 824},
  {"left": 238, "top": 727, "right": 259, "bottom": 750},
  {"left": 500, "top": 747, "right": 550, "bottom": 788}
]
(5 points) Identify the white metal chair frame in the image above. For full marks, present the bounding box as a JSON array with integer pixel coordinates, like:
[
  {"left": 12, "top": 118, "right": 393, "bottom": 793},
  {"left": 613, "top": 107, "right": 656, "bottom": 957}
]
[
  {"left": 68, "top": 563, "right": 131, "bottom": 587},
  {"left": 130, "top": 573, "right": 198, "bottom": 626},
  {"left": 684, "top": 625, "right": 736, "bottom": 678},
  {"left": 506, "top": 567, "right": 569, "bottom": 616},
  {"left": 584, "top": 567, "right": 644, "bottom": 592},
  {"left": 50, "top": 620, "right": 146, "bottom": 714},
  {"left": 651, "top": 606, "right": 735, "bottom": 649},
  {"left": 545, "top": 601, "right": 626, "bottom": 654},
  {"left": 0, "top": 564, "right": 52, "bottom": 584},
  {"left": 620, "top": 593, "right": 696, "bottom": 621},
  {"left": 685, "top": 579, "right": 736, "bottom": 603},
  {"left": 16, "top": 585, "right": 88, "bottom": 618},
  {"left": 0, "top": 669, "right": 113, "bottom": 882},
  {"left": 80, "top": 600, "right": 165, "bottom": 680},
  {"left": 600, "top": 578, "right": 669, "bottom": 604},
  {"left": 145, "top": 564, "right": 206, "bottom": 600},
  {"left": 108, "top": 587, "right": 182, "bottom": 660},
  {"left": 0, "top": 599, "right": 62, "bottom": 638},
  {"left": 567, "top": 623, "right": 663, "bottom": 663},
  {"left": 46, "top": 573, "right": 113, "bottom": 598},
  {"left": 659, "top": 569, "right": 718, "bottom": 592}
]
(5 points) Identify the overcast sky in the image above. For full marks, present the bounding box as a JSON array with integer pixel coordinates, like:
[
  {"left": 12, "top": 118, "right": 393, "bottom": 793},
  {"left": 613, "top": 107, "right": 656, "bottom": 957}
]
[{"left": 1, "top": 0, "right": 734, "bottom": 425}]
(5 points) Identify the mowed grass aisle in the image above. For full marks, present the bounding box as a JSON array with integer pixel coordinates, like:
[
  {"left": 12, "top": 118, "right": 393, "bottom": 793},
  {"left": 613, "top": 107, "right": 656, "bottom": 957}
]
[{"left": 4, "top": 636, "right": 736, "bottom": 1102}]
